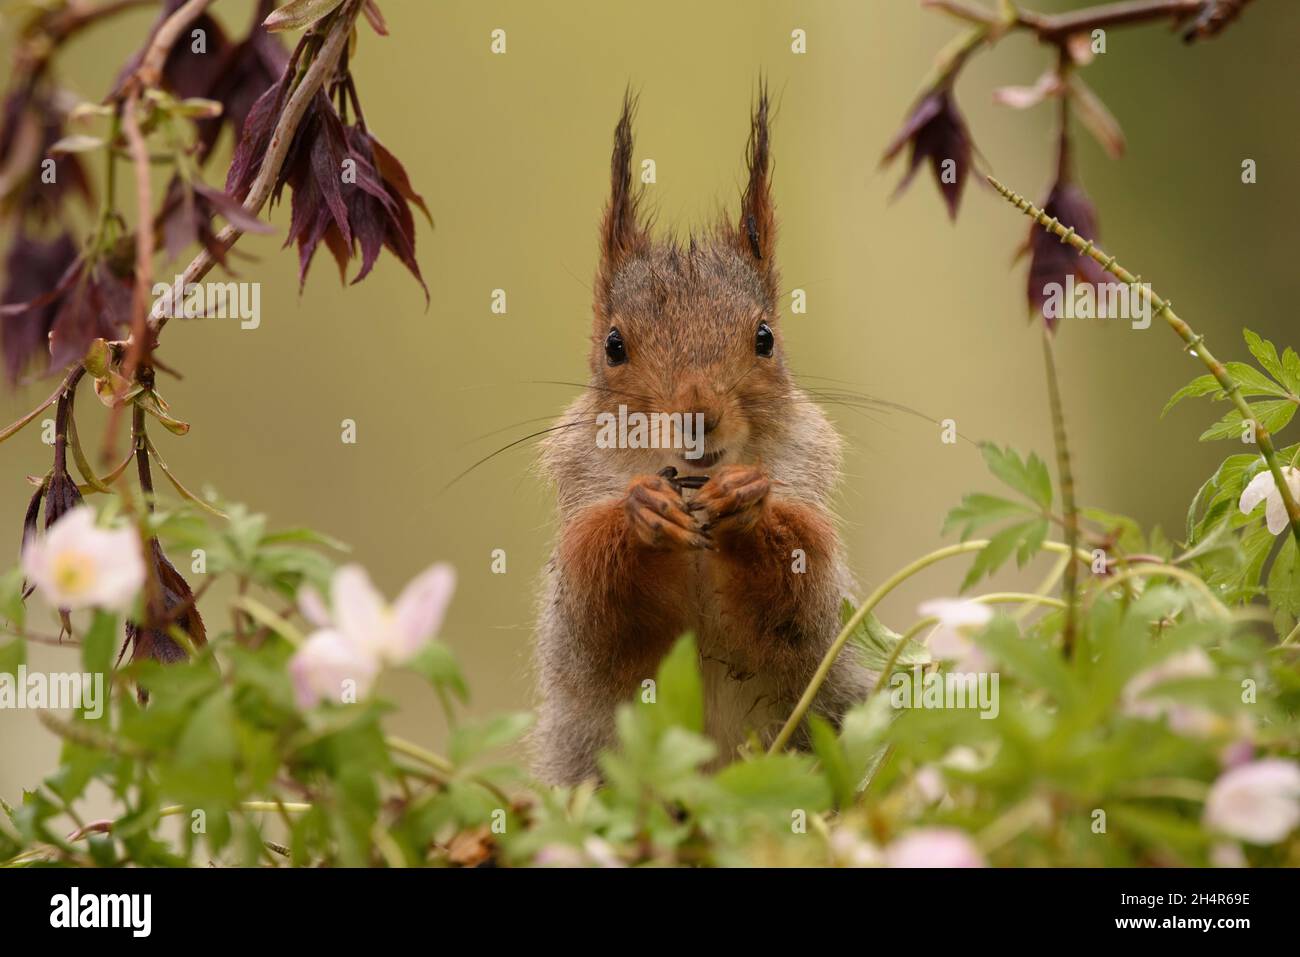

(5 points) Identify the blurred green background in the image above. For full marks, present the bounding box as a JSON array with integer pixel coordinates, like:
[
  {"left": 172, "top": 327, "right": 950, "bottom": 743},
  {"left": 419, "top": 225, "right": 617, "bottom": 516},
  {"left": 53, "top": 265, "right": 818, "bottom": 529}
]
[{"left": 2, "top": 0, "right": 1299, "bottom": 803}]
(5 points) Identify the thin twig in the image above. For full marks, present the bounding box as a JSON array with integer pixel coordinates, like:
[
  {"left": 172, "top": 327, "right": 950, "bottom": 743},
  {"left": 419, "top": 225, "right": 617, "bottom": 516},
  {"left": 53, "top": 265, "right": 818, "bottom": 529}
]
[
  {"left": 132, "top": 0, "right": 217, "bottom": 89},
  {"left": 988, "top": 175, "right": 1300, "bottom": 550}
]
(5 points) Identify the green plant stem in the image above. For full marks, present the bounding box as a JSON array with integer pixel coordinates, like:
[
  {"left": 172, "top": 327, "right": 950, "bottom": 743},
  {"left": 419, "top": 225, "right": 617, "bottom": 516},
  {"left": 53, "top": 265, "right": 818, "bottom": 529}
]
[
  {"left": 231, "top": 595, "right": 305, "bottom": 647},
  {"left": 988, "top": 176, "right": 1300, "bottom": 552},
  {"left": 878, "top": 592, "right": 1068, "bottom": 694},
  {"left": 1041, "top": 325, "right": 1081, "bottom": 656},
  {"left": 770, "top": 539, "right": 1094, "bottom": 753},
  {"left": 1021, "top": 551, "right": 1070, "bottom": 621},
  {"left": 1090, "top": 563, "right": 1231, "bottom": 618},
  {"left": 1282, "top": 619, "right": 1300, "bottom": 646},
  {"left": 386, "top": 735, "right": 455, "bottom": 776}
]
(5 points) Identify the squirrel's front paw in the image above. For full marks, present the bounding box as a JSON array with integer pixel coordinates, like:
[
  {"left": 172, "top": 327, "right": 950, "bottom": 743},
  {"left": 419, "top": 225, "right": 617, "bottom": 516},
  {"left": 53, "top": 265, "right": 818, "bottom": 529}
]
[
  {"left": 624, "top": 474, "right": 712, "bottom": 550},
  {"left": 694, "top": 464, "right": 770, "bottom": 540}
]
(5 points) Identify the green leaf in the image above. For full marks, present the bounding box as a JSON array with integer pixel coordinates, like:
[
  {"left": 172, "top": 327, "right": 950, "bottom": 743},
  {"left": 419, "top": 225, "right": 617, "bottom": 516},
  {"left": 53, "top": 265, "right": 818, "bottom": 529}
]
[
  {"left": 961, "top": 520, "right": 1039, "bottom": 591},
  {"left": 81, "top": 611, "right": 116, "bottom": 685},
  {"left": 1083, "top": 506, "right": 1145, "bottom": 554},
  {"left": 1224, "top": 361, "right": 1291, "bottom": 398},
  {"left": 942, "top": 493, "right": 1035, "bottom": 540},
  {"left": 1244, "top": 328, "right": 1285, "bottom": 383},
  {"left": 449, "top": 712, "right": 534, "bottom": 765},
  {"left": 713, "top": 753, "right": 831, "bottom": 813},
  {"left": 979, "top": 443, "right": 1052, "bottom": 510},
  {"left": 1198, "top": 400, "right": 1297, "bottom": 442},
  {"left": 1281, "top": 347, "right": 1300, "bottom": 395},
  {"left": 651, "top": 633, "right": 703, "bottom": 735},
  {"left": 1267, "top": 537, "right": 1300, "bottom": 618},
  {"left": 808, "top": 715, "right": 854, "bottom": 808},
  {"left": 973, "top": 615, "right": 1075, "bottom": 705},
  {"left": 407, "top": 640, "right": 468, "bottom": 702},
  {"left": 1161, "top": 374, "right": 1220, "bottom": 417},
  {"left": 842, "top": 601, "right": 930, "bottom": 673}
]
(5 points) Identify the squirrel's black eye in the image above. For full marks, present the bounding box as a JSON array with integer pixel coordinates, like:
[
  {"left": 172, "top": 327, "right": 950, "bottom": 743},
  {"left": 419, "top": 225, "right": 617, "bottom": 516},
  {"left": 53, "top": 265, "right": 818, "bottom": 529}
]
[
  {"left": 755, "top": 321, "right": 775, "bottom": 358},
  {"left": 604, "top": 328, "right": 627, "bottom": 366}
]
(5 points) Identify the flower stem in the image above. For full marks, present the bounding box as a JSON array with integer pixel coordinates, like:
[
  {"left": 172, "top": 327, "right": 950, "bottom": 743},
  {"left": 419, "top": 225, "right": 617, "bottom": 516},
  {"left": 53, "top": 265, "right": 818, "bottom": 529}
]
[
  {"left": 771, "top": 539, "right": 1095, "bottom": 754},
  {"left": 1041, "top": 325, "right": 1081, "bottom": 657},
  {"left": 988, "top": 175, "right": 1300, "bottom": 552},
  {"left": 386, "top": 735, "right": 455, "bottom": 776}
]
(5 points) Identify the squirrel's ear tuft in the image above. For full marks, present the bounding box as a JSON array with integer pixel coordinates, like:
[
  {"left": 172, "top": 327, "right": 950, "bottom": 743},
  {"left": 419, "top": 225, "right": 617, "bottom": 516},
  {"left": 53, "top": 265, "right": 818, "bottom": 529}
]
[
  {"left": 736, "top": 83, "right": 777, "bottom": 295},
  {"left": 599, "top": 90, "right": 649, "bottom": 282}
]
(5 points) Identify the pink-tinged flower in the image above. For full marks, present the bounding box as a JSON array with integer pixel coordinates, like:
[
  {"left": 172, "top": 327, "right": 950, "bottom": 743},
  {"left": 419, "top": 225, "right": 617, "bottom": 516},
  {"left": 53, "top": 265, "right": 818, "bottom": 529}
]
[
  {"left": 1219, "top": 738, "right": 1255, "bottom": 770},
  {"left": 289, "top": 628, "right": 381, "bottom": 709},
  {"left": 20, "top": 506, "right": 144, "bottom": 612},
  {"left": 315, "top": 563, "right": 455, "bottom": 665},
  {"left": 290, "top": 562, "right": 456, "bottom": 708},
  {"left": 1239, "top": 466, "right": 1300, "bottom": 536},
  {"left": 1121, "top": 648, "right": 1219, "bottom": 737},
  {"left": 919, "top": 597, "right": 992, "bottom": 672},
  {"left": 1203, "top": 759, "right": 1300, "bottom": 845},
  {"left": 885, "top": 828, "right": 985, "bottom": 868},
  {"left": 1209, "top": 842, "right": 1246, "bottom": 868},
  {"left": 881, "top": 88, "right": 976, "bottom": 220}
]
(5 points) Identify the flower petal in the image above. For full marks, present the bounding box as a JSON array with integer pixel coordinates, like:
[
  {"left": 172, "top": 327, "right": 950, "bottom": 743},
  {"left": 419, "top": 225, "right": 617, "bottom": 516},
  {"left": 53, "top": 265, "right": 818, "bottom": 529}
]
[
  {"left": 1239, "top": 468, "right": 1275, "bottom": 517},
  {"left": 390, "top": 563, "right": 456, "bottom": 663}
]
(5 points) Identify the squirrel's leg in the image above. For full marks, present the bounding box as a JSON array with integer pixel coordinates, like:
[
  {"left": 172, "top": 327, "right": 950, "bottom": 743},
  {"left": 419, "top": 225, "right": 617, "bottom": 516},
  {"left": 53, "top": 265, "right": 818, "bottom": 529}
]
[{"left": 533, "top": 474, "right": 702, "bottom": 784}]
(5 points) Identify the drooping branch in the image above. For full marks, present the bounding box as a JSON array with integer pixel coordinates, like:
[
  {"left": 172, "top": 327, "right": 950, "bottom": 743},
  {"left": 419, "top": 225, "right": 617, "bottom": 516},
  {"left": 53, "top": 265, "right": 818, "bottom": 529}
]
[{"left": 987, "top": 174, "right": 1300, "bottom": 549}]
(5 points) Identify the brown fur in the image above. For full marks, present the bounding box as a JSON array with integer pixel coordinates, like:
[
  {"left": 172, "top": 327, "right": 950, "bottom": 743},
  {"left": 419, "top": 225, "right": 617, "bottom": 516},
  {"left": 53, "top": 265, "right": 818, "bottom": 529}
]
[{"left": 533, "top": 87, "right": 869, "bottom": 785}]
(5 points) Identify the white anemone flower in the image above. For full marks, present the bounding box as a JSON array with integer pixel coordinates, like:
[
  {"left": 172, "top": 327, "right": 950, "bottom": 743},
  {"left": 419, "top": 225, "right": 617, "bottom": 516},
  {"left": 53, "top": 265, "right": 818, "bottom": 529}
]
[
  {"left": 20, "top": 506, "right": 144, "bottom": 612},
  {"left": 1239, "top": 466, "right": 1300, "bottom": 535}
]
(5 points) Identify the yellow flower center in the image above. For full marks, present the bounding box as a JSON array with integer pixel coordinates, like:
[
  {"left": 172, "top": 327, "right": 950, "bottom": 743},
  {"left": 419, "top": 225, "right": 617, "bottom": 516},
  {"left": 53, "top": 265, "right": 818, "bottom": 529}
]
[{"left": 50, "top": 550, "right": 96, "bottom": 597}]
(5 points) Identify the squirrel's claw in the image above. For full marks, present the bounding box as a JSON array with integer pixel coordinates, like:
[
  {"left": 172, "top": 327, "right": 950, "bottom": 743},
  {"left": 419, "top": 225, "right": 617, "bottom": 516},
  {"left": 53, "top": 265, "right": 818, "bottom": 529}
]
[
  {"left": 693, "top": 464, "right": 770, "bottom": 538},
  {"left": 625, "top": 474, "right": 712, "bottom": 550}
]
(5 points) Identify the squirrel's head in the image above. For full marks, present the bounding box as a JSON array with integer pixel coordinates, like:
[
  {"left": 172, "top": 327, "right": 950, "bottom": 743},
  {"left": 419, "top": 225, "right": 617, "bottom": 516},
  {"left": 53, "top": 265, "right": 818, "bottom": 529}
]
[{"left": 589, "top": 87, "right": 792, "bottom": 472}]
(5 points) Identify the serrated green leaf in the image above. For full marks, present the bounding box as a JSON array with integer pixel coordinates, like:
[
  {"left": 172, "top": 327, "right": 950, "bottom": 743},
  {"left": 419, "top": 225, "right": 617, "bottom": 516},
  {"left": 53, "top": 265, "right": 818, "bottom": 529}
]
[
  {"left": 942, "top": 493, "right": 1035, "bottom": 540},
  {"left": 961, "top": 520, "right": 1036, "bottom": 591},
  {"left": 1224, "top": 361, "right": 1291, "bottom": 398},
  {"left": 979, "top": 443, "right": 1052, "bottom": 510},
  {"left": 1244, "top": 328, "right": 1285, "bottom": 383},
  {"left": 1198, "top": 400, "right": 1297, "bottom": 442},
  {"left": 1161, "top": 374, "right": 1220, "bottom": 418},
  {"left": 1281, "top": 347, "right": 1300, "bottom": 395}
]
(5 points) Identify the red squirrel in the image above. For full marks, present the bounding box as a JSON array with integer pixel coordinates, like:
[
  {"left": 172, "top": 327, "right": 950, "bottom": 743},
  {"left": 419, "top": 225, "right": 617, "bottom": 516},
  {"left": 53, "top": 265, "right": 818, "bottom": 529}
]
[{"left": 533, "top": 90, "right": 869, "bottom": 785}]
